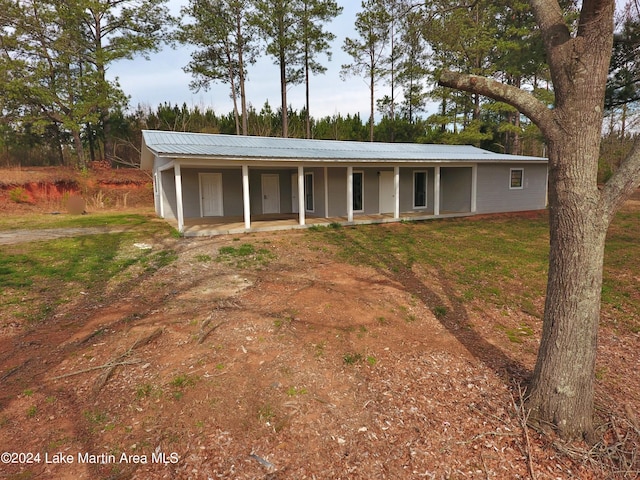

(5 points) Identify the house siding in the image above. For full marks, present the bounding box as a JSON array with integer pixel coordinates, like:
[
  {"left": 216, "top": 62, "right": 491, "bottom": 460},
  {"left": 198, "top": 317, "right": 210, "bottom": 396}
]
[
  {"left": 160, "top": 169, "right": 177, "bottom": 219},
  {"left": 476, "top": 163, "right": 547, "bottom": 213},
  {"left": 363, "top": 168, "right": 378, "bottom": 215},
  {"left": 306, "top": 167, "right": 326, "bottom": 216},
  {"left": 398, "top": 167, "right": 435, "bottom": 213},
  {"left": 327, "top": 168, "right": 347, "bottom": 217},
  {"left": 441, "top": 167, "right": 472, "bottom": 213}
]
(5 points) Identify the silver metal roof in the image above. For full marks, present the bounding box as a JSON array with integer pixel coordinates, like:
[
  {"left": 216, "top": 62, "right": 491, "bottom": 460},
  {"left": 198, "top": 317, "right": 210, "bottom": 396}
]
[{"left": 140, "top": 130, "right": 547, "bottom": 169}]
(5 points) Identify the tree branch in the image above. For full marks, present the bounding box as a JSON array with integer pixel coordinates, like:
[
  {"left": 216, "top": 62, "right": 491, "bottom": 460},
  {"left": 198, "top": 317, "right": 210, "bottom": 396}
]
[
  {"left": 438, "top": 71, "right": 556, "bottom": 138},
  {"left": 600, "top": 137, "right": 640, "bottom": 223},
  {"left": 530, "top": 0, "right": 571, "bottom": 49}
]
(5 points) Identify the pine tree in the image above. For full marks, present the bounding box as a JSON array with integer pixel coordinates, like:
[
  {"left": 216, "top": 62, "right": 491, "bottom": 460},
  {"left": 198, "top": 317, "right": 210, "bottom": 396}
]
[
  {"left": 251, "top": 0, "right": 304, "bottom": 138},
  {"left": 298, "top": 0, "right": 342, "bottom": 138},
  {"left": 341, "top": 0, "right": 392, "bottom": 142},
  {"left": 177, "top": 0, "right": 258, "bottom": 135}
]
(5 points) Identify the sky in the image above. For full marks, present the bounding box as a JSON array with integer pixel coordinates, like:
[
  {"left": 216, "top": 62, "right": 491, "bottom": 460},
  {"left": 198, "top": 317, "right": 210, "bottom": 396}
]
[{"left": 107, "top": 1, "right": 392, "bottom": 121}]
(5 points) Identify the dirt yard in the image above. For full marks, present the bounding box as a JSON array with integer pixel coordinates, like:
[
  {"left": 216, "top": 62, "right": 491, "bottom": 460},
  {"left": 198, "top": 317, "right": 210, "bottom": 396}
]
[{"left": 0, "top": 182, "right": 639, "bottom": 479}]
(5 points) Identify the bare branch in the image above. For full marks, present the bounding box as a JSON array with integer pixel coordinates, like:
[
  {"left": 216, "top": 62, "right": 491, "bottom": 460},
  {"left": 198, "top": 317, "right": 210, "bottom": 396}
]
[
  {"left": 600, "top": 137, "right": 640, "bottom": 223},
  {"left": 438, "top": 71, "right": 556, "bottom": 139}
]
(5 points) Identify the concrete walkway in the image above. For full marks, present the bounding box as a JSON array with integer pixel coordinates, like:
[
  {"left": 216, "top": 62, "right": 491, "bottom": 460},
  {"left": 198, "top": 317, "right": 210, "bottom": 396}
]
[{"left": 0, "top": 227, "right": 132, "bottom": 245}]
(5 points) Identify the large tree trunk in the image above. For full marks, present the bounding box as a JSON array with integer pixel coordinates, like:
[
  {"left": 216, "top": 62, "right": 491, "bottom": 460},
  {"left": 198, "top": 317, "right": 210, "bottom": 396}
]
[
  {"left": 437, "top": 0, "right": 640, "bottom": 442},
  {"left": 524, "top": 0, "right": 615, "bottom": 440},
  {"left": 527, "top": 135, "right": 608, "bottom": 441}
]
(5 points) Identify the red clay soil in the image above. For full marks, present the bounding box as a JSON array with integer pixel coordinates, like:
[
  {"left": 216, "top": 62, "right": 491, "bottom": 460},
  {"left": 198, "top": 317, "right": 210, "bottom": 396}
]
[{"left": 0, "top": 166, "right": 152, "bottom": 213}]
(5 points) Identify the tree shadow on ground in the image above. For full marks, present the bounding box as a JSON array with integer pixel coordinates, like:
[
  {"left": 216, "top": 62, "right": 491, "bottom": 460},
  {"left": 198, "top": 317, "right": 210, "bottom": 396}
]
[{"left": 323, "top": 227, "right": 531, "bottom": 384}]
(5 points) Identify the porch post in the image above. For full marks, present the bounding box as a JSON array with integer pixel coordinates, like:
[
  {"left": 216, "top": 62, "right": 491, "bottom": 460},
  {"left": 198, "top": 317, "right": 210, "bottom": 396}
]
[
  {"left": 298, "top": 165, "right": 305, "bottom": 225},
  {"left": 393, "top": 166, "right": 400, "bottom": 219},
  {"left": 174, "top": 162, "right": 184, "bottom": 233},
  {"left": 471, "top": 164, "right": 478, "bottom": 213},
  {"left": 242, "top": 164, "right": 251, "bottom": 229},
  {"left": 347, "top": 166, "right": 354, "bottom": 222},
  {"left": 434, "top": 165, "right": 441, "bottom": 216}
]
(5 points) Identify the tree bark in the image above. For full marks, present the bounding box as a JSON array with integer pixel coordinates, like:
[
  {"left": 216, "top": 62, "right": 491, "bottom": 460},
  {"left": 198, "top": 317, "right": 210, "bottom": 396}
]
[{"left": 527, "top": 134, "right": 607, "bottom": 441}]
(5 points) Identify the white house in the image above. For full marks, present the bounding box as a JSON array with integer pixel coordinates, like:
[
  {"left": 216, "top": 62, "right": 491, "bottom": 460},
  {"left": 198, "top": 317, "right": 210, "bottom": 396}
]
[{"left": 140, "top": 130, "right": 548, "bottom": 236}]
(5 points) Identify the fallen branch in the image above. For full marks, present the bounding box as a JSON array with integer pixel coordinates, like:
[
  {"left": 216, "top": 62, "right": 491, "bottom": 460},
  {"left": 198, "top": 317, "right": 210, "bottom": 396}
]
[
  {"left": 50, "top": 328, "right": 163, "bottom": 392},
  {"left": 0, "top": 360, "right": 31, "bottom": 381},
  {"left": 455, "top": 430, "right": 519, "bottom": 445},
  {"left": 51, "top": 360, "right": 141, "bottom": 380},
  {"left": 131, "top": 327, "right": 163, "bottom": 350},
  {"left": 93, "top": 328, "right": 163, "bottom": 393},
  {"left": 198, "top": 317, "right": 225, "bottom": 344},
  {"left": 511, "top": 383, "right": 537, "bottom": 480}
]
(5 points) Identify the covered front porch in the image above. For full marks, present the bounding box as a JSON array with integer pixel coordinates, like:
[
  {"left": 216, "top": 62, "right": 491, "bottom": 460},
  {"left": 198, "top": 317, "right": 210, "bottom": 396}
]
[
  {"left": 157, "top": 162, "right": 477, "bottom": 235},
  {"left": 173, "top": 210, "right": 474, "bottom": 236}
]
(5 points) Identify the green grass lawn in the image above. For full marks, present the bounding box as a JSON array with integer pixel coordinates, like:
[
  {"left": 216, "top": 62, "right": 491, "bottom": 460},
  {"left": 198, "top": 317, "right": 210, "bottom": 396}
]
[
  {"left": 0, "top": 213, "right": 177, "bottom": 325},
  {"left": 0, "top": 211, "right": 158, "bottom": 230},
  {"left": 310, "top": 210, "right": 640, "bottom": 334},
  {"left": 1, "top": 209, "right": 638, "bottom": 334}
]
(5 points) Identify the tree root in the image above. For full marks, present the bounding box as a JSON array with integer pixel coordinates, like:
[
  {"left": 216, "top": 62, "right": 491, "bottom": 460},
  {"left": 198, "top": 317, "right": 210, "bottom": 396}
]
[{"left": 50, "top": 328, "right": 163, "bottom": 395}]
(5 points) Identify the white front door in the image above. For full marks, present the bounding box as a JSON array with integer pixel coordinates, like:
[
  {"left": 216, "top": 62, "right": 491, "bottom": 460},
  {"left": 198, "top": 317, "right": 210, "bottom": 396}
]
[
  {"left": 262, "top": 174, "right": 280, "bottom": 214},
  {"left": 379, "top": 171, "right": 395, "bottom": 214},
  {"left": 199, "top": 173, "right": 223, "bottom": 217},
  {"left": 291, "top": 173, "right": 299, "bottom": 214}
]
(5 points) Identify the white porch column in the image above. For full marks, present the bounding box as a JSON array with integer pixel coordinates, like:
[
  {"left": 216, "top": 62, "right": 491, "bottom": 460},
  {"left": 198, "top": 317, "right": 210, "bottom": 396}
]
[
  {"left": 347, "top": 166, "right": 354, "bottom": 222},
  {"left": 434, "top": 165, "right": 441, "bottom": 216},
  {"left": 242, "top": 164, "right": 251, "bottom": 229},
  {"left": 471, "top": 164, "right": 478, "bottom": 213},
  {"left": 324, "top": 166, "right": 329, "bottom": 218},
  {"left": 174, "top": 162, "right": 185, "bottom": 233},
  {"left": 393, "top": 166, "right": 400, "bottom": 219},
  {"left": 298, "top": 165, "right": 305, "bottom": 225}
]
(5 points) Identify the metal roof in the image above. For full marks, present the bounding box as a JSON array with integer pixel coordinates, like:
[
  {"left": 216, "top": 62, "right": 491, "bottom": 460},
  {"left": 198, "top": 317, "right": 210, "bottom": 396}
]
[{"left": 140, "top": 130, "right": 547, "bottom": 169}]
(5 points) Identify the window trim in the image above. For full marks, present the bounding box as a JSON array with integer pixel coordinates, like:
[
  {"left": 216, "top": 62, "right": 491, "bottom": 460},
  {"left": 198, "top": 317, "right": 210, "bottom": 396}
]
[
  {"left": 509, "top": 168, "right": 524, "bottom": 190},
  {"left": 413, "top": 170, "right": 428, "bottom": 209}
]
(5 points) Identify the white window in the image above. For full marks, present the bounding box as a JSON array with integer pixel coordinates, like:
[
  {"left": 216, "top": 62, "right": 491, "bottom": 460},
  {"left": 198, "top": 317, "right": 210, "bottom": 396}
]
[
  {"left": 413, "top": 171, "right": 428, "bottom": 208},
  {"left": 510, "top": 168, "right": 524, "bottom": 189}
]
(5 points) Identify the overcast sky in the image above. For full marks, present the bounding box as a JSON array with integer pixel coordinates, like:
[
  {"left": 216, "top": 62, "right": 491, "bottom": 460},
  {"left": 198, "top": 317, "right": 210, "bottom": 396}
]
[{"left": 107, "top": 1, "right": 396, "bottom": 121}]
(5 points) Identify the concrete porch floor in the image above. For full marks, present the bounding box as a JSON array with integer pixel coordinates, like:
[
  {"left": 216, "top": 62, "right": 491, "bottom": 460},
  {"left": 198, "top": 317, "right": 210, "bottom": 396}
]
[{"left": 170, "top": 211, "right": 474, "bottom": 237}]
